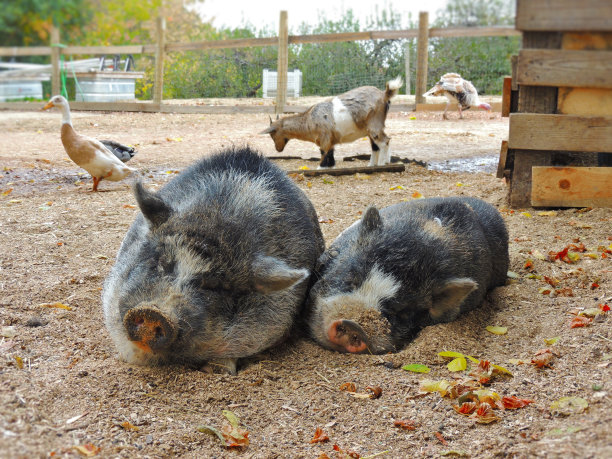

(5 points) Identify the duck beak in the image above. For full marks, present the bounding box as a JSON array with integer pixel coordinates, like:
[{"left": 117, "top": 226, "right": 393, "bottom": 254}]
[{"left": 42, "top": 102, "right": 54, "bottom": 111}]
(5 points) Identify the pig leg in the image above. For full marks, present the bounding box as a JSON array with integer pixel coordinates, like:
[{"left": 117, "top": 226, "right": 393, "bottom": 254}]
[
  {"left": 327, "top": 319, "right": 369, "bottom": 353},
  {"left": 202, "top": 358, "right": 239, "bottom": 375}
]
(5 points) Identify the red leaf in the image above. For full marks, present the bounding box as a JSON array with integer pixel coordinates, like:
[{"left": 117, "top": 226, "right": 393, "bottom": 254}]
[
  {"left": 570, "top": 316, "right": 592, "bottom": 328},
  {"left": 471, "top": 403, "right": 501, "bottom": 424},
  {"left": 531, "top": 349, "right": 554, "bottom": 368},
  {"left": 502, "top": 396, "right": 535, "bottom": 409},
  {"left": 600, "top": 303, "right": 610, "bottom": 312},
  {"left": 394, "top": 419, "right": 417, "bottom": 430},
  {"left": 453, "top": 402, "right": 478, "bottom": 415},
  {"left": 310, "top": 427, "right": 330, "bottom": 444},
  {"left": 591, "top": 283, "right": 600, "bottom": 290}
]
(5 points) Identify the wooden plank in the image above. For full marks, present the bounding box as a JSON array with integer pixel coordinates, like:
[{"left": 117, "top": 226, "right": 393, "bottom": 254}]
[
  {"left": 63, "top": 45, "right": 146, "bottom": 55},
  {"left": 287, "top": 163, "right": 405, "bottom": 176},
  {"left": 404, "top": 42, "right": 410, "bottom": 95},
  {"left": 276, "top": 11, "right": 289, "bottom": 116},
  {"left": 429, "top": 27, "right": 520, "bottom": 38},
  {"left": 167, "top": 37, "right": 277, "bottom": 52},
  {"left": 516, "top": 0, "right": 612, "bottom": 32},
  {"left": 558, "top": 88, "right": 612, "bottom": 116},
  {"left": 562, "top": 32, "right": 612, "bottom": 50},
  {"left": 153, "top": 17, "right": 165, "bottom": 105},
  {"left": 511, "top": 55, "right": 518, "bottom": 90},
  {"left": 0, "top": 101, "right": 416, "bottom": 114},
  {"left": 509, "top": 113, "right": 612, "bottom": 152},
  {"left": 501, "top": 77, "right": 512, "bottom": 117},
  {"left": 416, "top": 102, "right": 502, "bottom": 112},
  {"left": 0, "top": 46, "right": 51, "bottom": 57},
  {"left": 517, "top": 49, "right": 612, "bottom": 89},
  {"left": 531, "top": 167, "right": 612, "bottom": 207},
  {"left": 51, "top": 27, "right": 61, "bottom": 97},
  {"left": 497, "top": 140, "right": 509, "bottom": 178},
  {"left": 415, "top": 12, "right": 429, "bottom": 105}
]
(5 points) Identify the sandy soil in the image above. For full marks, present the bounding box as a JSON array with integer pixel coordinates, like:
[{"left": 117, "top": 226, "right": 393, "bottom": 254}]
[{"left": 0, "top": 104, "right": 610, "bottom": 459}]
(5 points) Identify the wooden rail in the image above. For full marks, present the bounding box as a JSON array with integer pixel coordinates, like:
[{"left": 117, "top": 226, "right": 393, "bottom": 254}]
[{"left": 0, "top": 16, "right": 520, "bottom": 113}]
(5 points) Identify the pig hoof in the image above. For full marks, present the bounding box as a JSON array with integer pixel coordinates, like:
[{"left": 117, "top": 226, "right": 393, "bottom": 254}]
[
  {"left": 201, "top": 358, "right": 239, "bottom": 375},
  {"left": 328, "top": 320, "right": 369, "bottom": 353},
  {"left": 124, "top": 306, "right": 177, "bottom": 352}
]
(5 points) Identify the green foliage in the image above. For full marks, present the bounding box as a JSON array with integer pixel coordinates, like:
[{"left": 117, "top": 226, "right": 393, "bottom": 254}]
[{"left": 0, "top": 0, "right": 91, "bottom": 47}]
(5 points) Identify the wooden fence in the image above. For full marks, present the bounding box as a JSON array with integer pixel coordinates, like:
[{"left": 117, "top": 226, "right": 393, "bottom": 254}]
[{"left": 0, "top": 11, "right": 519, "bottom": 114}]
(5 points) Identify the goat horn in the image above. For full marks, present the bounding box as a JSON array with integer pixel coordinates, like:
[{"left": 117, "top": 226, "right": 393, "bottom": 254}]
[{"left": 268, "top": 115, "right": 273, "bottom": 125}]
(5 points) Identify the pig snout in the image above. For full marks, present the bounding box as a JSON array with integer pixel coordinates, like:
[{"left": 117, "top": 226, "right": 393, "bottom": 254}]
[
  {"left": 327, "top": 319, "right": 369, "bottom": 353},
  {"left": 124, "top": 306, "right": 178, "bottom": 353}
]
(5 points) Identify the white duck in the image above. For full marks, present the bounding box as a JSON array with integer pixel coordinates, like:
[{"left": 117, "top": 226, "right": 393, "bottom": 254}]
[
  {"left": 423, "top": 73, "right": 491, "bottom": 120},
  {"left": 42, "top": 95, "right": 137, "bottom": 191}
]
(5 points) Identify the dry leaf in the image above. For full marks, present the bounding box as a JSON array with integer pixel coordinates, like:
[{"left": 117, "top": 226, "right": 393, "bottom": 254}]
[
  {"left": 486, "top": 326, "right": 508, "bottom": 335},
  {"left": 310, "top": 427, "right": 330, "bottom": 443},
  {"left": 393, "top": 419, "right": 417, "bottom": 430},
  {"left": 73, "top": 444, "right": 101, "bottom": 457},
  {"left": 39, "top": 302, "right": 72, "bottom": 311},
  {"left": 339, "top": 382, "right": 356, "bottom": 392},
  {"left": 502, "top": 396, "right": 535, "bottom": 409},
  {"left": 471, "top": 403, "right": 500, "bottom": 424},
  {"left": 453, "top": 402, "right": 478, "bottom": 415},
  {"left": 531, "top": 349, "right": 554, "bottom": 368},
  {"left": 120, "top": 421, "right": 139, "bottom": 431},
  {"left": 570, "top": 316, "right": 592, "bottom": 328},
  {"left": 366, "top": 386, "right": 382, "bottom": 399}
]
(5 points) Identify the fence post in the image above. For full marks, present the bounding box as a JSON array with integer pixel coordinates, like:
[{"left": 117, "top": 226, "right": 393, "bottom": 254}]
[
  {"left": 51, "top": 26, "right": 61, "bottom": 97},
  {"left": 276, "top": 10, "right": 288, "bottom": 115},
  {"left": 415, "top": 11, "right": 429, "bottom": 104},
  {"left": 404, "top": 42, "right": 410, "bottom": 95},
  {"left": 154, "top": 16, "right": 166, "bottom": 105}
]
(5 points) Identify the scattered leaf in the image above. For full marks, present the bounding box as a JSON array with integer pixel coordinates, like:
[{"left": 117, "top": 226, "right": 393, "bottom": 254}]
[
  {"left": 354, "top": 173, "right": 371, "bottom": 180},
  {"left": 411, "top": 191, "right": 423, "bottom": 199},
  {"left": 339, "top": 382, "right": 357, "bottom": 392},
  {"left": 455, "top": 182, "right": 464, "bottom": 187},
  {"left": 401, "top": 364, "right": 430, "bottom": 373},
  {"left": 15, "top": 356, "right": 24, "bottom": 369},
  {"left": 393, "top": 419, "right": 417, "bottom": 430},
  {"left": 546, "top": 426, "right": 583, "bottom": 437},
  {"left": 420, "top": 379, "right": 452, "bottom": 397},
  {"left": 544, "top": 337, "right": 559, "bottom": 345},
  {"left": 486, "top": 326, "right": 507, "bottom": 335},
  {"left": 39, "top": 302, "right": 72, "bottom": 311},
  {"left": 438, "top": 351, "right": 465, "bottom": 359},
  {"left": 506, "top": 271, "right": 520, "bottom": 279},
  {"left": 198, "top": 425, "right": 226, "bottom": 444},
  {"left": 537, "top": 211, "right": 557, "bottom": 217},
  {"left": 531, "top": 349, "right": 554, "bottom": 368},
  {"left": 550, "top": 397, "right": 588, "bottom": 416},
  {"left": 466, "top": 355, "right": 480, "bottom": 363},
  {"left": 521, "top": 212, "right": 532, "bottom": 218},
  {"left": 570, "top": 316, "right": 592, "bottom": 328},
  {"left": 471, "top": 403, "right": 500, "bottom": 424},
  {"left": 389, "top": 185, "right": 405, "bottom": 191},
  {"left": 453, "top": 402, "right": 478, "bottom": 415},
  {"left": 73, "top": 444, "right": 100, "bottom": 457},
  {"left": 502, "top": 396, "right": 535, "bottom": 409},
  {"left": 578, "top": 308, "right": 603, "bottom": 317},
  {"left": 123, "top": 204, "right": 136, "bottom": 209},
  {"left": 532, "top": 249, "right": 547, "bottom": 260},
  {"left": 366, "top": 386, "right": 383, "bottom": 399},
  {"left": 310, "top": 427, "right": 330, "bottom": 443},
  {"left": 120, "top": 421, "right": 139, "bottom": 431},
  {"left": 322, "top": 178, "right": 334, "bottom": 184},
  {"left": 491, "top": 364, "right": 513, "bottom": 376},
  {"left": 447, "top": 357, "right": 467, "bottom": 372},
  {"left": 1, "top": 188, "right": 13, "bottom": 196},
  {"left": 508, "top": 359, "right": 525, "bottom": 365},
  {"left": 299, "top": 165, "right": 310, "bottom": 170}
]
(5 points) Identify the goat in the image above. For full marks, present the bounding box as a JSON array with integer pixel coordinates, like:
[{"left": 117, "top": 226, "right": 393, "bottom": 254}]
[{"left": 260, "top": 77, "right": 403, "bottom": 168}]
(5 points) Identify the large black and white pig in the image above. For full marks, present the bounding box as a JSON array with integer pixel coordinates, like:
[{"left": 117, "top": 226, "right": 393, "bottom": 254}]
[
  {"left": 306, "top": 197, "right": 508, "bottom": 354},
  {"left": 102, "top": 146, "right": 324, "bottom": 374}
]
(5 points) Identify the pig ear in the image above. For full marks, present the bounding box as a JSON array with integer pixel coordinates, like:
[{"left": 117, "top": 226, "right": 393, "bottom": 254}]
[
  {"left": 133, "top": 181, "right": 173, "bottom": 227},
  {"left": 358, "top": 206, "right": 383, "bottom": 241},
  {"left": 252, "top": 255, "right": 309, "bottom": 293},
  {"left": 429, "top": 278, "right": 478, "bottom": 321}
]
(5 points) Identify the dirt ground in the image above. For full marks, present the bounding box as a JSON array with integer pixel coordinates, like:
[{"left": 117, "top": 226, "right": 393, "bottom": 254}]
[{"left": 0, "top": 103, "right": 610, "bottom": 459}]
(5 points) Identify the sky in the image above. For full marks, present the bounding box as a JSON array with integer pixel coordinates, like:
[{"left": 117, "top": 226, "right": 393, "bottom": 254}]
[{"left": 193, "top": 0, "right": 449, "bottom": 31}]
